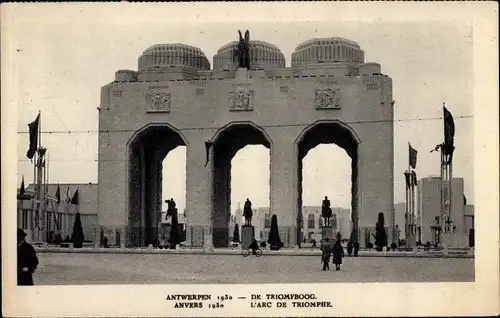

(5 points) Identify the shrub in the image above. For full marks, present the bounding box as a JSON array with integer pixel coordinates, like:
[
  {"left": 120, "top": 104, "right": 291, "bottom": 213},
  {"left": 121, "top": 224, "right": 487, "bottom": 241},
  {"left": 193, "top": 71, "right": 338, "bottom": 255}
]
[
  {"left": 232, "top": 224, "right": 240, "bottom": 243},
  {"left": 260, "top": 241, "right": 267, "bottom": 248},
  {"left": 367, "top": 242, "right": 374, "bottom": 249},
  {"left": 71, "top": 213, "right": 85, "bottom": 248},
  {"left": 390, "top": 243, "right": 397, "bottom": 251},
  {"left": 268, "top": 215, "right": 282, "bottom": 250},
  {"left": 469, "top": 229, "right": 475, "bottom": 247},
  {"left": 375, "top": 212, "right": 387, "bottom": 250}
]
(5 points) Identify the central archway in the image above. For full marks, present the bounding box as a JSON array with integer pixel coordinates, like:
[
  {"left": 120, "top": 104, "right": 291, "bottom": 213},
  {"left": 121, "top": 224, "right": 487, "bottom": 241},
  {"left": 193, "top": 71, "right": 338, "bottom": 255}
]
[
  {"left": 211, "top": 122, "right": 272, "bottom": 248},
  {"left": 127, "top": 124, "right": 187, "bottom": 247},
  {"left": 296, "top": 120, "right": 360, "bottom": 244}
]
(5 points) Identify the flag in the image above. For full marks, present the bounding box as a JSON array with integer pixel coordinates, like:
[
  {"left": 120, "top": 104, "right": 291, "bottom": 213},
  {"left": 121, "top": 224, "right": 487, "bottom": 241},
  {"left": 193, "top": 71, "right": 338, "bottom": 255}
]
[
  {"left": 20, "top": 176, "right": 25, "bottom": 196},
  {"left": 443, "top": 106, "right": 455, "bottom": 146},
  {"left": 404, "top": 172, "right": 411, "bottom": 188},
  {"left": 26, "top": 114, "right": 40, "bottom": 159},
  {"left": 443, "top": 106, "right": 455, "bottom": 157},
  {"left": 65, "top": 187, "right": 71, "bottom": 203},
  {"left": 204, "top": 141, "right": 213, "bottom": 167},
  {"left": 409, "top": 143, "right": 418, "bottom": 169},
  {"left": 55, "top": 184, "right": 61, "bottom": 204},
  {"left": 411, "top": 170, "right": 418, "bottom": 186},
  {"left": 71, "top": 188, "right": 79, "bottom": 205}
]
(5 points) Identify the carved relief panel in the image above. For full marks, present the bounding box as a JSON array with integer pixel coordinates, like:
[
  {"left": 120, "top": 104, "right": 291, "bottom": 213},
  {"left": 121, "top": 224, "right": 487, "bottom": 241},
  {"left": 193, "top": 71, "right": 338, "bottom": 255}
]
[
  {"left": 314, "top": 87, "right": 341, "bottom": 109},
  {"left": 229, "top": 87, "right": 254, "bottom": 111},
  {"left": 145, "top": 88, "right": 171, "bottom": 113}
]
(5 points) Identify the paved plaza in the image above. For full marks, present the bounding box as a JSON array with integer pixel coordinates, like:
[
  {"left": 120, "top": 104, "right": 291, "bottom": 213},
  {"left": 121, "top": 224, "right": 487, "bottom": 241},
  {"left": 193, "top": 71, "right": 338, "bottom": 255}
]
[{"left": 33, "top": 252, "right": 474, "bottom": 285}]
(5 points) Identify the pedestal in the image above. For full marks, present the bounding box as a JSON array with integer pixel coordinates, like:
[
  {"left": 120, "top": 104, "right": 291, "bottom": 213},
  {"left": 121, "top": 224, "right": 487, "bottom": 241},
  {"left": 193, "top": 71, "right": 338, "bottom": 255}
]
[
  {"left": 241, "top": 226, "right": 255, "bottom": 249},
  {"left": 321, "top": 226, "right": 334, "bottom": 245}
]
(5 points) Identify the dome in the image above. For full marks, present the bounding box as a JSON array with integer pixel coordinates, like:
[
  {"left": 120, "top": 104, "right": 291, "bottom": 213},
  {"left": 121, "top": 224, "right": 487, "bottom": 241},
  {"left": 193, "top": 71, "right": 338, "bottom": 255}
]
[
  {"left": 213, "top": 40, "right": 285, "bottom": 72},
  {"left": 292, "top": 37, "right": 365, "bottom": 67},
  {"left": 138, "top": 43, "right": 210, "bottom": 72}
]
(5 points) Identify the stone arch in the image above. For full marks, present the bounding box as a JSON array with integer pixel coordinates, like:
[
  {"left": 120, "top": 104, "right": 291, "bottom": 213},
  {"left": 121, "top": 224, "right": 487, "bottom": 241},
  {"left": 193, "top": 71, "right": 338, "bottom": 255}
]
[
  {"left": 295, "top": 119, "right": 361, "bottom": 243},
  {"left": 295, "top": 119, "right": 361, "bottom": 146},
  {"left": 210, "top": 120, "right": 273, "bottom": 147},
  {"left": 210, "top": 121, "right": 273, "bottom": 247},
  {"left": 126, "top": 122, "right": 188, "bottom": 247},
  {"left": 126, "top": 122, "right": 189, "bottom": 149}
]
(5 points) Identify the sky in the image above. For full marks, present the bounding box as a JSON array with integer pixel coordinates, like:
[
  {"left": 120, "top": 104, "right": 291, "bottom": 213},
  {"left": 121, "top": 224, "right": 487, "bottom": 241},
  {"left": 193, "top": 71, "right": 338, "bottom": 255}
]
[{"left": 11, "top": 8, "right": 474, "bottom": 214}]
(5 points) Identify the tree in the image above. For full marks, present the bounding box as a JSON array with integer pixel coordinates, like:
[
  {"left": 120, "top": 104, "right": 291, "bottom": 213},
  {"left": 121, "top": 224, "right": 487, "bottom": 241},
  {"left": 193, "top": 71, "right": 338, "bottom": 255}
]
[
  {"left": 169, "top": 208, "right": 180, "bottom": 249},
  {"left": 233, "top": 224, "right": 240, "bottom": 243},
  {"left": 71, "top": 212, "right": 85, "bottom": 248},
  {"left": 375, "top": 212, "right": 387, "bottom": 251},
  {"left": 268, "top": 214, "right": 282, "bottom": 250}
]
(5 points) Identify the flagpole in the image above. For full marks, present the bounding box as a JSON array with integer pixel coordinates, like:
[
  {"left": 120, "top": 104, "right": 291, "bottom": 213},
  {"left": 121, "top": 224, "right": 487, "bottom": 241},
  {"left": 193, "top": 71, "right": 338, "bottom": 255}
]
[
  {"left": 38, "top": 110, "right": 41, "bottom": 149},
  {"left": 407, "top": 142, "right": 413, "bottom": 245}
]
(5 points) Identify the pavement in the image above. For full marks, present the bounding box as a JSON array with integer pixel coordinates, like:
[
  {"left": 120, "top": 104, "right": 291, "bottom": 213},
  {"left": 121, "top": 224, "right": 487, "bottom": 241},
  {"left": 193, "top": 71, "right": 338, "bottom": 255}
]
[
  {"left": 33, "top": 252, "right": 475, "bottom": 285},
  {"left": 34, "top": 246, "right": 474, "bottom": 258}
]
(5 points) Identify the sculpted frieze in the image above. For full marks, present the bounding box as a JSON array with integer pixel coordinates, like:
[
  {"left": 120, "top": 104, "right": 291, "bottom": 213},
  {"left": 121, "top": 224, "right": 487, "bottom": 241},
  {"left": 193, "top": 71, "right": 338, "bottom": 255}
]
[
  {"left": 229, "top": 88, "right": 254, "bottom": 111},
  {"left": 146, "top": 91, "right": 171, "bottom": 112},
  {"left": 314, "top": 87, "right": 341, "bottom": 109}
]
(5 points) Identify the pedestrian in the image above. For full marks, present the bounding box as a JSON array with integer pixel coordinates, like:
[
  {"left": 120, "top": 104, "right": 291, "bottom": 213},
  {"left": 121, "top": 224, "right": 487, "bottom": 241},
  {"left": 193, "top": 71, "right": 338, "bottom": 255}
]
[
  {"left": 103, "top": 236, "right": 108, "bottom": 248},
  {"left": 17, "top": 228, "right": 39, "bottom": 286},
  {"left": 332, "top": 239, "right": 345, "bottom": 271},
  {"left": 312, "top": 239, "right": 317, "bottom": 248},
  {"left": 347, "top": 240, "right": 353, "bottom": 256},
  {"left": 321, "top": 238, "right": 331, "bottom": 271},
  {"left": 353, "top": 241, "right": 359, "bottom": 257}
]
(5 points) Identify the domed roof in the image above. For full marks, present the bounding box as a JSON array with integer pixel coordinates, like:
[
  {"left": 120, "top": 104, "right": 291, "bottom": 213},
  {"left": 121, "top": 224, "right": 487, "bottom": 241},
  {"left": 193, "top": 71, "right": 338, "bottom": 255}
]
[
  {"left": 213, "top": 40, "right": 285, "bottom": 72},
  {"left": 292, "top": 37, "right": 365, "bottom": 67},
  {"left": 138, "top": 43, "right": 210, "bottom": 72}
]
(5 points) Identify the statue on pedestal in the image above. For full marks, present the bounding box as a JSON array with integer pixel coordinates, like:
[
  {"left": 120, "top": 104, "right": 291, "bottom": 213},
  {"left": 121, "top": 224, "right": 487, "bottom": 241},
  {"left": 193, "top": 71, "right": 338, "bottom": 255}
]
[
  {"left": 321, "top": 196, "right": 332, "bottom": 227},
  {"left": 235, "top": 29, "right": 250, "bottom": 69},
  {"left": 243, "top": 198, "right": 253, "bottom": 226}
]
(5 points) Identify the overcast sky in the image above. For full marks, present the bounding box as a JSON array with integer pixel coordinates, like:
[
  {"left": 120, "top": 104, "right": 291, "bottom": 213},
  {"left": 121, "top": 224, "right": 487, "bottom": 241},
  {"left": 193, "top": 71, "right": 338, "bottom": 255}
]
[{"left": 11, "top": 6, "right": 474, "bottom": 214}]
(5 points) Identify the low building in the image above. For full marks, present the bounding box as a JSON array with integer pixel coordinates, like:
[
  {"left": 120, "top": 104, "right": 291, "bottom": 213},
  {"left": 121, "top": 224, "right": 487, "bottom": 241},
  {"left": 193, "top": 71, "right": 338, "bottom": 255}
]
[{"left": 18, "top": 183, "right": 98, "bottom": 244}]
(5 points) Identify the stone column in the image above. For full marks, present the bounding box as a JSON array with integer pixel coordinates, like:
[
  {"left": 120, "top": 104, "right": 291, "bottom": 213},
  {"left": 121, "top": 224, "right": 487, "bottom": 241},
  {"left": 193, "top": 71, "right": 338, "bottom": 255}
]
[
  {"left": 270, "top": 137, "right": 298, "bottom": 247},
  {"left": 185, "top": 133, "right": 213, "bottom": 249}
]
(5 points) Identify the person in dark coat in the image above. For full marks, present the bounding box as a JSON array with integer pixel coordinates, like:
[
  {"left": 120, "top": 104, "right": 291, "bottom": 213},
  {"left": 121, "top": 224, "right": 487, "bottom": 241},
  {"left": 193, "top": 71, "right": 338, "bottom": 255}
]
[
  {"left": 353, "top": 241, "right": 360, "bottom": 257},
  {"left": 347, "top": 241, "right": 353, "bottom": 256},
  {"left": 17, "top": 228, "right": 39, "bottom": 285},
  {"left": 332, "top": 239, "right": 344, "bottom": 271},
  {"left": 320, "top": 238, "right": 332, "bottom": 270}
]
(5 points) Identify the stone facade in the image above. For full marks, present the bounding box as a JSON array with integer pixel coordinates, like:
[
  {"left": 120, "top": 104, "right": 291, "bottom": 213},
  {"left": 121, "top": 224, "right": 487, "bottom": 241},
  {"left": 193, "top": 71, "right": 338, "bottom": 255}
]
[
  {"left": 98, "top": 36, "right": 394, "bottom": 249},
  {"left": 417, "top": 177, "right": 467, "bottom": 245}
]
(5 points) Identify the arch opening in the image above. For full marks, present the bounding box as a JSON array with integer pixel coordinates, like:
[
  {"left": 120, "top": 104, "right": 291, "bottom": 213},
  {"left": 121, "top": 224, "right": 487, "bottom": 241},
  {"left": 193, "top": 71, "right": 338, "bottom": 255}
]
[
  {"left": 127, "top": 125, "right": 187, "bottom": 247},
  {"left": 212, "top": 123, "right": 271, "bottom": 248},
  {"left": 296, "top": 121, "right": 359, "bottom": 245}
]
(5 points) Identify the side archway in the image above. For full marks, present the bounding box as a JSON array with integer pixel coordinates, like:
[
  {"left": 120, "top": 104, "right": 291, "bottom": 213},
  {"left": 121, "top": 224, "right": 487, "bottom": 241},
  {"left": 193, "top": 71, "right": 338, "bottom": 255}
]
[{"left": 126, "top": 123, "right": 188, "bottom": 247}]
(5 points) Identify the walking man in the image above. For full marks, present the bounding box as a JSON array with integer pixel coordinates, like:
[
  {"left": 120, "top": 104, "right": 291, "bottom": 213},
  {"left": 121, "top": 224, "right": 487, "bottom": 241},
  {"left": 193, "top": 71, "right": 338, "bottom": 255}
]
[{"left": 17, "top": 228, "right": 39, "bottom": 285}]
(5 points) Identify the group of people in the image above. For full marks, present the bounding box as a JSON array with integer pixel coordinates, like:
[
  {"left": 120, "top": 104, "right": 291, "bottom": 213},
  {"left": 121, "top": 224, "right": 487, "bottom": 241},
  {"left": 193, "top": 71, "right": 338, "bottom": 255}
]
[{"left": 321, "top": 238, "right": 345, "bottom": 271}]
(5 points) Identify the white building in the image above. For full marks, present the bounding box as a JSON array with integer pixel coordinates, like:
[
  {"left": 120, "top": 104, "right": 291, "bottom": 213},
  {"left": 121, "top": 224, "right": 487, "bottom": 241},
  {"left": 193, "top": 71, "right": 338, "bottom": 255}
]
[{"left": 417, "top": 176, "right": 470, "bottom": 246}]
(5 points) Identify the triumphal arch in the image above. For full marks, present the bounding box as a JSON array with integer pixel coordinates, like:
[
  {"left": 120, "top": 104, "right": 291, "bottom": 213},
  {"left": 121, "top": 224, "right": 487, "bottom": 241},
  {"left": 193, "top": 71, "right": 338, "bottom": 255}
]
[{"left": 98, "top": 33, "right": 394, "bottom": 249}]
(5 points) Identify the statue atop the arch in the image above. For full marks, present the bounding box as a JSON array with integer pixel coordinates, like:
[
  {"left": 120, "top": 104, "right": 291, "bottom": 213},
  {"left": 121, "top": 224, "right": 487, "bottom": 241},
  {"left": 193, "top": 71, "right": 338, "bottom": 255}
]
[
  {"left": 321, "top": 196, "right": 333, "bottom": 227},
  {"left": 243, "top": 198, "right": 253, "bottom": 226},
  {"left": 235, "top": 29, "right": 250, "bottom": 69}
]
